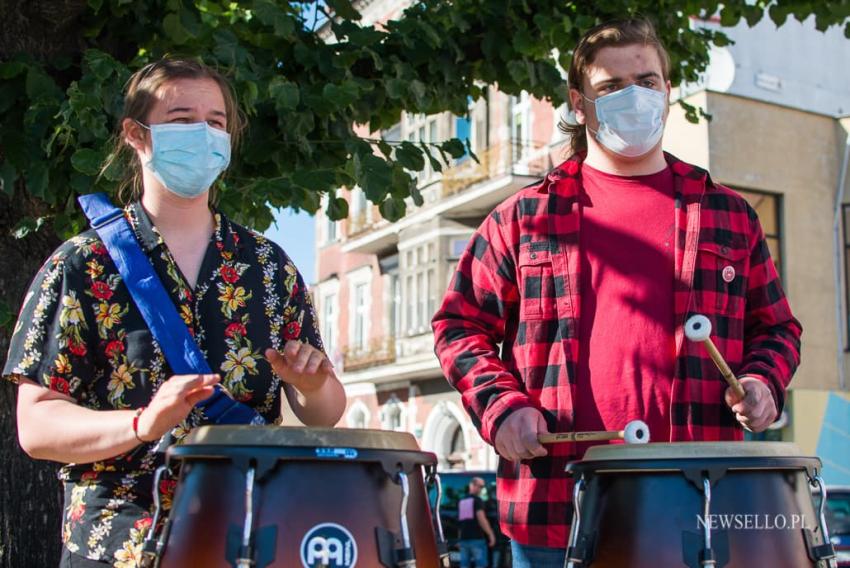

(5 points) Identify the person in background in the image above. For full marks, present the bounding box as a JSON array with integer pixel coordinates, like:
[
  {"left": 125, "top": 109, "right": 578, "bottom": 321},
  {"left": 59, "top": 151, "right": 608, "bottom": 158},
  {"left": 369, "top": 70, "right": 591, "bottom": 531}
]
[{"left": 457, "top": 476, "right": 497, "bottom": 568}]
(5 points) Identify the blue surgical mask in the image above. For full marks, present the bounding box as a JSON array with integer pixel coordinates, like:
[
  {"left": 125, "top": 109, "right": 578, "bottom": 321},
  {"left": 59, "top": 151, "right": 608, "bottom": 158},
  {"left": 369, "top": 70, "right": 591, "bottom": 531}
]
[
  {"left": 584, "top": 85, "right": 667, "bottom": 157},
  {"left": 139, "top": 121, "right": 231, "bottom": 198}
]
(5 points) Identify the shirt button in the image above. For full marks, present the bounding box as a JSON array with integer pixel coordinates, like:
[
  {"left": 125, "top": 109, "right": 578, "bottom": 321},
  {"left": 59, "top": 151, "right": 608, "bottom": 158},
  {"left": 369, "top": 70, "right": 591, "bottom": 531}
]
[
  {"left": 530, "top": 252, "right": 537, "bottom": 260},
  {"left": 720, "top": 245, "right": 730, "bottom": 255}
]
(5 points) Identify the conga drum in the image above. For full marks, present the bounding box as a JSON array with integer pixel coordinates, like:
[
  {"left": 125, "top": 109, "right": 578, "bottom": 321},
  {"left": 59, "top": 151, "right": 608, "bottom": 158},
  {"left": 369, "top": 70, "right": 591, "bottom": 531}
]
[
  {"left": 142, "top": 426, "right": 449, "bottom": 568},
  {"left": 565, "top": 443, "right": 838, "bottom": 568}
]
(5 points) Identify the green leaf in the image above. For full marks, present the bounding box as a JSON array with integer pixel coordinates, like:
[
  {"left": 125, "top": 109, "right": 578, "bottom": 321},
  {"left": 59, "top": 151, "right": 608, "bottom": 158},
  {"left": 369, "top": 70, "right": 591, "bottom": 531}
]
[
  {"left": 355, "top": 152, "right": 393, "bottom": 203},
  {"left": 25, "top": 66, "right": 60, "bottom": 102},
  {"left": 83, "top": 50, "right": 118, "bottom": 81},
  {"left": 87, "top": 0, "right": 103, "bottom": 11},
  {"left": 410, "top": 185, "right": 424, "bottom": 207},
  {"left": 420, "top": 144, "right": 442, "bottom": 173},
  {"left": 512, "top": 28, "right": 536, "bottom": 56},
  {"left": 253, "top": 0, "right": 296, "bottom": 38},
  {"left": 327, "top": 196, "right": 349, "bottom": 221},
  {"left": 327, "top": 0, "right": 361, "bottom": 21},
  {"left": 323, "top": 82, "right": 360, "bottom": 109},
  {"left": 0, "top": 62, "right": 25, "bottom": 79},
  {"left": 70, "top": 148, "right": 104, "bottom": 176},
  {"left": 25, "top": 162, "right": 49, "bottom": 199},
  {"left": 11, "top": 216, "right": 47, "bottom": 239},
  {"left": 385, "top": 78, "right": 406, "bottom": 99},
  {"left": 395, "top": 141, "right": 425, "bottom": 171},
  {"left": 292, "top": 169, "right": 337, "bottom": 191},
  {"left": 379, "top": 196, "right": 406, "bottom": 222},
  {"left": 377, "top": 140, "right": 393, "bottom": 159},
  {"left": 163, "top": 12, "right": 192, "bottom": 44},
  {"left": 441, "top": 139, "right": 466, "bottom": 159},
  {"left": 269, "top": 78, "right": 300, "bottom": 110},
  {"left": 409, "top": 80, "right": 428, "bottom": 107}
]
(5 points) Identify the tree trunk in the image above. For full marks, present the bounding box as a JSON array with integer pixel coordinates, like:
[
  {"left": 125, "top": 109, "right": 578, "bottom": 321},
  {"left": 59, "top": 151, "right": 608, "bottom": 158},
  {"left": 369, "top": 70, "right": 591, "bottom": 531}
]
[{"left": 0, "top": 192, "right": 64, "bottom": 568}]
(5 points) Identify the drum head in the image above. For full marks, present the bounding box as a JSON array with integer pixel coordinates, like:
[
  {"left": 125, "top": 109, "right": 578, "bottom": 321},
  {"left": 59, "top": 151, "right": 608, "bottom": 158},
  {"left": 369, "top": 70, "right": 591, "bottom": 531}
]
[
  {"left": 581, "top": 441, "right": 805, "bottom": 461},
  {"left": 180, "top": 425, "right": 422, "bottom": 451},
  {"left": 567, "top": 442, "right": 820, "bottom": 475}
]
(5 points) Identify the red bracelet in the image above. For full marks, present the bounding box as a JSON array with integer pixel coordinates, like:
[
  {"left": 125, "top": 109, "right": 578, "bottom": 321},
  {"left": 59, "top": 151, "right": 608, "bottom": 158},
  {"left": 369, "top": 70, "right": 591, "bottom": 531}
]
[{"left": 132, "top": 407, "right": 147, "bottom": 443}]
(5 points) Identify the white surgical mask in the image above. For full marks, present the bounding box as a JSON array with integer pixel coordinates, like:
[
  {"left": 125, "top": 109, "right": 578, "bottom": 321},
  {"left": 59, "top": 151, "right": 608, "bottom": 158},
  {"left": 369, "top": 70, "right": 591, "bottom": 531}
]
[
  {"left": 138, "top": 121, "right": 231, "bottom": 198},
  {"left": 584, "top": 85, "right": 667, "bottom": 157}
]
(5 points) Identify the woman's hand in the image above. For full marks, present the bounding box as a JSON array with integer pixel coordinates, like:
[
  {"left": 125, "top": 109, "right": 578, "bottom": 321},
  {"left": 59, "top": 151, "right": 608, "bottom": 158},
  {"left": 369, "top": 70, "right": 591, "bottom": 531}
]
[
  {"left": 265, "top": 342, "right": 332, "bottom": 394},
  {"left": 135, "top": 374, "right": 220, "bottom": 441}
]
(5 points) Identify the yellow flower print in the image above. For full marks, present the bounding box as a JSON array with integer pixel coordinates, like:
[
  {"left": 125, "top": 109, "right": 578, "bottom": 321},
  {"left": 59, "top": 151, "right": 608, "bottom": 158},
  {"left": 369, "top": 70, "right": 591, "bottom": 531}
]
[
  {"left": 86, "top": 259, "right": 104, "bottom": 279},
  {"left": 179, "top": 304, "right": 193, "bottom": 326},
  {"left": 217, "top": 284, "right": 251, "bottom": 318},
  {"left": 59, "top": 292, "right": 85, "bottom": 327},
  {"left": 95, "top": 302, "right": 123, "bottom": 330},
  {"left": 107, "top": 364, "right": 135, "bottom": 406},
  {"left": 114, "top": 540, "right": 143, "bottom": 568},
  {"left": 221, "top": 347, "right": 258, "bottom": 383},
  {"left": 54, "top": 353, "right": 71, "bottom": 374}
]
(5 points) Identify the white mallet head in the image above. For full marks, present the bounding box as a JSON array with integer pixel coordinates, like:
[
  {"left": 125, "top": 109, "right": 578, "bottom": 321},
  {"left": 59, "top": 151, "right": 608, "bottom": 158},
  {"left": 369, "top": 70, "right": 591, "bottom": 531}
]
[
  {"left": 623, "top": 420, "right": 650, "bottom": 444},
  {"left": 685, "top": 315, "right": 712, "bottom": 343}
]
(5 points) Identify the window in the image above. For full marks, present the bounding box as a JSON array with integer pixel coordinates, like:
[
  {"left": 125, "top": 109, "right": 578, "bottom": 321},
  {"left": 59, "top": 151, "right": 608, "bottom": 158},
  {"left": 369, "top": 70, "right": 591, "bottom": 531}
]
[
  {"left": 323, "top": 198, "right": 338, "bottom": 244},
  {"left": 510, "top": 92, "right": 531, "bottom": 163},
  {"left": 402, "top": 241, "right": 439, "bottom": 336},
  {"left": 381, "top": 394, "right": 404, "bottom": 431},
  {"left": 350, "top": 187, "right": 369, "bottom": 233},
  {"left": 353, "top": 282, "right": 368, "bottom": 351},
  {"left": 347, "top": 401, "right": 370, "bottom": 429},
  {"left": 405, "top": 113, "right": 440, "bottom": 185},
  {"left": 390, "top": 274, "right": 401, "bottom": 339},
  {"left": 737, "top": 189, "right": 782, "bottom": 277},
  {"left": 321, "top": 293, "right": 337, "bottom": 356}
]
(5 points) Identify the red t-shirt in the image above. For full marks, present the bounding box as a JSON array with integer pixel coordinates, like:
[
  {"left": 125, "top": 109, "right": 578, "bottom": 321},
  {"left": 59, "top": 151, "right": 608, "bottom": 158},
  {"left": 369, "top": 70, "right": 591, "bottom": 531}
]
[{"left": 574, "top": 162, "right": 676, "bottom": 452}]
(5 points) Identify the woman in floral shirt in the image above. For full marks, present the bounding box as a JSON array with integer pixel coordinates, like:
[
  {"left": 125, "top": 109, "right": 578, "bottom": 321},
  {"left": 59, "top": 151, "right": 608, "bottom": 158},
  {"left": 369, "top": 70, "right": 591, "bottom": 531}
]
[{"left": 3, "top": 58, "right": 345, "bottom": 567}]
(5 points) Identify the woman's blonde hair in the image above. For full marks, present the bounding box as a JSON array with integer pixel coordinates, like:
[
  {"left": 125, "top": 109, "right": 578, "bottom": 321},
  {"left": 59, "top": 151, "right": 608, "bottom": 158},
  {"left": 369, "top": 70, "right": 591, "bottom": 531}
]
[
  {"left": 100, "top": 57, "right": 246, "bottom": 204},
  {"left": 560, "top": 18, "right": 670, "bottom": 156}
]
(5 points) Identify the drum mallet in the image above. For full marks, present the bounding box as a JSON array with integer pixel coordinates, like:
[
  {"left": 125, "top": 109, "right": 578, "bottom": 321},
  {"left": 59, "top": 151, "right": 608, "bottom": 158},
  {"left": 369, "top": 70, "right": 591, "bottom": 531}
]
[
  {"left": 684, "top": 314, "right": 746, "bottom": 400},
  {"left": 539, "top": 420, "right": 650, "bottom": 445}
]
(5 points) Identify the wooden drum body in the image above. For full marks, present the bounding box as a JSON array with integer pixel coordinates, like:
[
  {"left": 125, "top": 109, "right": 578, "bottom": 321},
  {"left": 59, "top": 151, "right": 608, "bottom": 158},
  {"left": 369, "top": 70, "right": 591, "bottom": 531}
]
[
  {"left": 146, "top": 426, "right": 448, "bottom": 568},
  {"left": 565, "top": 443, "right": 837, "bottom": 568}
]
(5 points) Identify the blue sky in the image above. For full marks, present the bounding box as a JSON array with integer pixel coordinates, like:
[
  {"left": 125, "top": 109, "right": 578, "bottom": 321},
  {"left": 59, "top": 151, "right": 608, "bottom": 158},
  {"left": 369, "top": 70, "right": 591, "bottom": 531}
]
[{"left": 264, "top": 208, "right": 316, "bottom": 284}]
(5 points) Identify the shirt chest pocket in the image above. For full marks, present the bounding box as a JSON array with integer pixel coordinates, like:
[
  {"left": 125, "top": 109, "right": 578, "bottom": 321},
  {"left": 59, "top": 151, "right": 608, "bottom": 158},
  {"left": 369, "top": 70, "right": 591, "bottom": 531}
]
[
  {"left": 695, "top": 242, "right": 749, "bottom": 315},
  {"left": 518, "top": 246, "right": 558, "bottom": 320}
]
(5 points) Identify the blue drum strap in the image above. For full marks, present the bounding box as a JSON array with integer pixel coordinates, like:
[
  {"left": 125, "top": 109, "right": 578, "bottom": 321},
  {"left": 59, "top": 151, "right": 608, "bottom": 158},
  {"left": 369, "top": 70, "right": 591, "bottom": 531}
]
[{"left": 78, "top": 193, "right": 265, "bottom": 426}]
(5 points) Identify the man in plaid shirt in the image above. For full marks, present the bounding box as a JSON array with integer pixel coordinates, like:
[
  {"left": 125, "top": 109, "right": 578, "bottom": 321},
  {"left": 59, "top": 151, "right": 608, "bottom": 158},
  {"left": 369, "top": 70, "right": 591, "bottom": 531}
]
[{"left": 432, "top": 19, "right": 801, "bottom": 566}]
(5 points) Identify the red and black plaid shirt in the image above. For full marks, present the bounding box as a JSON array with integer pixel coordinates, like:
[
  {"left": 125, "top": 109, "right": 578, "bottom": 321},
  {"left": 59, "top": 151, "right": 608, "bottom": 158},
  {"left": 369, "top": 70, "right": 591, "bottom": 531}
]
[{"left": 431, "top": 152, "right": 802, "bottom": 547}]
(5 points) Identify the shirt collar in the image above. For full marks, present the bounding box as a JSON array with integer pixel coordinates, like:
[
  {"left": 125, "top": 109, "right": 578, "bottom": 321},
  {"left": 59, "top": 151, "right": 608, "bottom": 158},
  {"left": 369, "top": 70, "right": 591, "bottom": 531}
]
[
  {"left": 126, "top": 201, "right": 236, "bottom": 255},
  {"left": 542, "top": 151, "right": 709, "bottom": 198}
]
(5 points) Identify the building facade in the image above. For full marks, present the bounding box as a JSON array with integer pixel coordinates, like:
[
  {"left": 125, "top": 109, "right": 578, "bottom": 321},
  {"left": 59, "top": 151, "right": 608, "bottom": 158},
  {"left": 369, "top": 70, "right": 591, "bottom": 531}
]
[{"left": 309, "top": 8, "right": 850, "bottom": 482}]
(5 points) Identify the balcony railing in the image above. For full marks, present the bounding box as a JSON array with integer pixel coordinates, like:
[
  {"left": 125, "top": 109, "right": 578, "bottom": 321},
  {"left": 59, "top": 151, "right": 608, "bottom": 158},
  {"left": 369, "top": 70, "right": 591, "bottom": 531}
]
[
  {"left": 440, "top": 140, "right": 553, "bottom": 198},
  {"left": 342, "top": 336, "right": 397, "bottom": 371}
]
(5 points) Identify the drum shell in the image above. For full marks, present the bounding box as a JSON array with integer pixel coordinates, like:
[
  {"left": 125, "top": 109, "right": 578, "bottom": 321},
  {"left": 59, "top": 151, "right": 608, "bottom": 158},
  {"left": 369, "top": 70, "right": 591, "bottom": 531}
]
[
  {"left": 567, "top": 449, "right": 825, "bottom": 568},
  {"left": 158, "top": 444, "right": 440, "bottom": 568}
]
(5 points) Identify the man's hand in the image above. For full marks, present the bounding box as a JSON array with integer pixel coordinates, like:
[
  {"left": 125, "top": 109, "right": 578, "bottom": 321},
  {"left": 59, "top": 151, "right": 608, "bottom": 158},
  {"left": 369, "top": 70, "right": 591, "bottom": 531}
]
[
  {"left": 724, "top": 376, "right": 777, "bottom": 433},
  {"left": 493, "top": 407, "right": 549, "bottom": 461},
  {"left": 265, "top": 341, "right": 332, "bottom": 394}
]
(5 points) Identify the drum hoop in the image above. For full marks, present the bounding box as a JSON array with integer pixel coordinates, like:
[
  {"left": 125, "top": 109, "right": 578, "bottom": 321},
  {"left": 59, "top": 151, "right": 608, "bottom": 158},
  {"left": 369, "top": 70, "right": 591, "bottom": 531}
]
[
  {"left": 566, "top": 456, "right": 821, "bottom": 478},
  {"left": 167, "top": 444, "right": 437, "bottom": 477}
]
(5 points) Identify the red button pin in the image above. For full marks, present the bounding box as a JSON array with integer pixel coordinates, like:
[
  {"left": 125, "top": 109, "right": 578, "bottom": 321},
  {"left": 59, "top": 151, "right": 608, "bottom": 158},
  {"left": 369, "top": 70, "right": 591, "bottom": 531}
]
[{"left": 722, "top": 265, "right": 735, "bottom": 283}]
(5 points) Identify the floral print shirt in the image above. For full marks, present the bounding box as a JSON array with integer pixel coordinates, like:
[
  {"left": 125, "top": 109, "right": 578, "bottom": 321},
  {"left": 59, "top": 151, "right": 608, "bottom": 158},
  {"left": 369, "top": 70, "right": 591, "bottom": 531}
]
[{"left": 3, "top": 202, "right": 323, "bottom": 566}]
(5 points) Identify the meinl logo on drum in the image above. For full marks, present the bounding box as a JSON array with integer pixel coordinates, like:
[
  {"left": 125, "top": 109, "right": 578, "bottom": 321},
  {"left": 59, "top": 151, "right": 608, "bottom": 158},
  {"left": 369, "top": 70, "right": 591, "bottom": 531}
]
[{"left": 697, "top": 514, "right": 815, "bottom": 531}]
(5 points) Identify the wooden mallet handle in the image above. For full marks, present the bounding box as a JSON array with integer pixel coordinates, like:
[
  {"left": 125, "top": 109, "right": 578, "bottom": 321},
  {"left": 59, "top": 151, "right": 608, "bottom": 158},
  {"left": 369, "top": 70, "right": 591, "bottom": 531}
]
[
  {"left": 685, "top": 315, "right": 746, "bottom": 400},
  {"left": 539, "top": 420, "right": 650, "bottom": 445}
]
